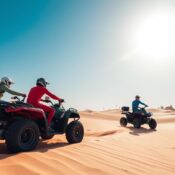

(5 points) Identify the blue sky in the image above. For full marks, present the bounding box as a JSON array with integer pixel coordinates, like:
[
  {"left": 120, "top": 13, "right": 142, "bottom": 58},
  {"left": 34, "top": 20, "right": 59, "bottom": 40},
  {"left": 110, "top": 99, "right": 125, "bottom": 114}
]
[{"left": 1, "top": 0, "right": 175, "bottom": 110}]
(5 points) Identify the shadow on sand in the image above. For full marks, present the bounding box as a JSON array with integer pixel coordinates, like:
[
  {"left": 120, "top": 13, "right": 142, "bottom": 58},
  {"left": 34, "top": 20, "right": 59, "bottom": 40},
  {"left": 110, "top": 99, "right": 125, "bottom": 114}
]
[
  {"left": 0, "top": 139, "right": 69, "bottom": 160},
  {"left": 127, "top": 126, "right": 157, "bottom": 136}
]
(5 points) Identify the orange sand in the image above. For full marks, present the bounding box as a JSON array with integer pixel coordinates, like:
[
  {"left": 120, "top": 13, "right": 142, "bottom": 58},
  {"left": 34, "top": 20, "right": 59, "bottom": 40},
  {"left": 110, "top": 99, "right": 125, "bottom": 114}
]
[{"left": 0, "top": 109, "right": 175, "bottom": 175}]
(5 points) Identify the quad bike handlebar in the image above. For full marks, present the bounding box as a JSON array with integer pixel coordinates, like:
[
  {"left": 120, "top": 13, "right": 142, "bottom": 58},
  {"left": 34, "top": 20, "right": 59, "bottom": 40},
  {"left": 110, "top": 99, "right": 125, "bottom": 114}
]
[
  {"left": 11, "top": 96, "right": 64, "bottom": 108},
  {"left": 138, "top": 105, "right": 148, "bottom": 110},
  {"left": 11, "top": 96, "right": 26, "bottom": 103},
  {"left": 42, "top": 99, "right": 64, "bottom": 108}
]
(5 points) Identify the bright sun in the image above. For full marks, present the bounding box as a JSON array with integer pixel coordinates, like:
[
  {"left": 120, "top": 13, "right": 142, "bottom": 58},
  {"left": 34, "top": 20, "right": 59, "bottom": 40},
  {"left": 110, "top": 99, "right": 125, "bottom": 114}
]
[{"left": 135, "top": 12, "right": 175, "bottom": 59}]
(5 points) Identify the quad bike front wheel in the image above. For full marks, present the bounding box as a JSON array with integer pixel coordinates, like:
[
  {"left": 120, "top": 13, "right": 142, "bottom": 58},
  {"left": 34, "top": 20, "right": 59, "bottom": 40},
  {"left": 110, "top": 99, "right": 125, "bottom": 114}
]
[
  {"left": 66, "top": 121, "right": 84, "bottom": 144},
  {"left": 120, "top": 117, "right": 127, "bottom": 127},
  {"left": 6, "top": 120, "right": 39, "bottom": 153},
  {"left": 148, "top": 118, "right": 157, "bottom": 129}
]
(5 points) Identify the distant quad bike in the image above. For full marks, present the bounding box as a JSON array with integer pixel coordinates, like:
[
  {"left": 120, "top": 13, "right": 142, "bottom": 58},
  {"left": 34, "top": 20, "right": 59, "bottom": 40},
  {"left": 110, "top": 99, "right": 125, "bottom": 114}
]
[
  {"left": 0, "top": 96, "right": 84, "bottom": 153},
  {"left": 120, "top": 106, "right": 157, "bottom": 129}
]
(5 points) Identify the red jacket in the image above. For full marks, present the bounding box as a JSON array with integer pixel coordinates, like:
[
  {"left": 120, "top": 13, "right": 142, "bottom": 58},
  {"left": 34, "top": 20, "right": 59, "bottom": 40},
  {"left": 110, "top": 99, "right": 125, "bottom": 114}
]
[{"left": 27, "top": 86, "right": 61, "bottom": 105}]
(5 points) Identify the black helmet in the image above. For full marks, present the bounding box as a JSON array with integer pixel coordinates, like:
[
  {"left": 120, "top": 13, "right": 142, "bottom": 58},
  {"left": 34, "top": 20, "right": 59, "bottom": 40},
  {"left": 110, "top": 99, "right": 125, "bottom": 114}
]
[
  {"left": 135, "top": 95, "right": 140, "bottom": 99},
  {"left": 36, "top": 78, "right": 50, "bottom": 87}
]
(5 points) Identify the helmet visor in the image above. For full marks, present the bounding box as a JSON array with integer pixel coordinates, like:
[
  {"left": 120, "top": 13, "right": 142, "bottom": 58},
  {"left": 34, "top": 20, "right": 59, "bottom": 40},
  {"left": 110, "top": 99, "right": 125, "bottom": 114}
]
[
  {"left": 9, "top": 79, "right": 15, "bottom": 84},
  {"left": 45, "top": 80, "right": 50, "bottom": 85}
]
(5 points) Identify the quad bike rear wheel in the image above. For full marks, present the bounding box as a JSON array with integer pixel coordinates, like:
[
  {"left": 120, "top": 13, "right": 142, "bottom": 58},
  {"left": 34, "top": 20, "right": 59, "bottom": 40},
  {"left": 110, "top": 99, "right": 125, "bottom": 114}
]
[
  {"left": 120, "top": 117, "right": 127, "bottom": 127},
  {"left": 6, "top": 120, "right": 39, "bottom": 153},
  {"left": 148, "top": 118, "right": 157, "bottom": 129},
  {"left": 66, "top": 121, "right": 84, "bottom": 143}
]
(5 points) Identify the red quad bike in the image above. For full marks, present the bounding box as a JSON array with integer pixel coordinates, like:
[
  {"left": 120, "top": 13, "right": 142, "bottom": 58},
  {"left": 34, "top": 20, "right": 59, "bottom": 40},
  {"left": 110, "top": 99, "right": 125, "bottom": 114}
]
[{"left": 0, "top": 96, "right": 84, "bottom": 153}]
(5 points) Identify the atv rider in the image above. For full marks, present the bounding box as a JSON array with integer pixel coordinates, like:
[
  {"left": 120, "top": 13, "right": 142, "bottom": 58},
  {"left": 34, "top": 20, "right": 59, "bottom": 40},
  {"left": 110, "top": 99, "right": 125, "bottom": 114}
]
[
  {"left": 132, "top": 95, "right": 148, "bottom": 115},
  {"left": 0, "top": 77, "right": 26, "bottom": 99},
  {"left": 27, "top": 78, "right": 64, "bottom": 130}
]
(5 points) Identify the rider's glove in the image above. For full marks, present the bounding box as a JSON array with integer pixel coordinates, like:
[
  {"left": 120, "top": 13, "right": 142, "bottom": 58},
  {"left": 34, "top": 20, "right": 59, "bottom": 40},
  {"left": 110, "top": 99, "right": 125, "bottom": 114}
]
[
  {"left": 59, "top": 99, "right": 64, "bottom": 103},
  {"left": 22, "top": 94, "right": 26, "bottom": 97}
]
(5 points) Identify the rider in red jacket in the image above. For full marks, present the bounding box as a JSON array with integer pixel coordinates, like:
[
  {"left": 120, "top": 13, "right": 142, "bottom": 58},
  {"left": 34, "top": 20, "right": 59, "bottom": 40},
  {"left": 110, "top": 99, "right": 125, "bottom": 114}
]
[{"left": 27, "top": 78, "right": 64, "bottom": 130}]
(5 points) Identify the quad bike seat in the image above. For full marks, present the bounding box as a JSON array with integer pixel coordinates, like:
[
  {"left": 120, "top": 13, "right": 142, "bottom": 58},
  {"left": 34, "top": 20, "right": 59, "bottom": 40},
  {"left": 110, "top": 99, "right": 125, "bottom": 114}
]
[
  {"left": 0, "top": 100, "right": 33, "bottom": 108},
  {"left": 14, "top": 101, "right": 33, "bottom": 108}
]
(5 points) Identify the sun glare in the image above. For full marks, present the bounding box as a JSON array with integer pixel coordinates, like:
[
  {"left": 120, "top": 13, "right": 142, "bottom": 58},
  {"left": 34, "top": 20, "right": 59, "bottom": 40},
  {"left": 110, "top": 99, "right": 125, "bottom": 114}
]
[{"left": 135, "top": 12, "right": 175, "bottom": 60}]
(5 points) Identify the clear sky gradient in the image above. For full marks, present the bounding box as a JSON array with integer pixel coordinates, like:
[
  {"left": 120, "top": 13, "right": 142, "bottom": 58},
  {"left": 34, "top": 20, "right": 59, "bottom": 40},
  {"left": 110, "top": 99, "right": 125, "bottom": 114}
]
[{"left": 1, "top": 0, "right": 175, "bottom": 110}]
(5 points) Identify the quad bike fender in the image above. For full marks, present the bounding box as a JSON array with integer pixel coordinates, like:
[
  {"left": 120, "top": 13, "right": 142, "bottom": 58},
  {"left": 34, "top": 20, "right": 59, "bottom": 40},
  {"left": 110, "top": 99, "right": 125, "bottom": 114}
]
[
  {"left": 5, "top": 106, "right": 48, "bottom": 133},
  {"left": 5, "top": 107, "right": 46, "bottom": 119},
  {"left": 64, "top": 108, "right": 80, "bottom": 120}
]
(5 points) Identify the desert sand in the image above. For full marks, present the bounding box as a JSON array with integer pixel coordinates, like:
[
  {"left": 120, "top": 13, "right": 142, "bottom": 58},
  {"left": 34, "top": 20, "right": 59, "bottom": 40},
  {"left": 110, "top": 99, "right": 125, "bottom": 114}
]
[{"left": 0, "top": 109, "right": 175, "bottom": 175}]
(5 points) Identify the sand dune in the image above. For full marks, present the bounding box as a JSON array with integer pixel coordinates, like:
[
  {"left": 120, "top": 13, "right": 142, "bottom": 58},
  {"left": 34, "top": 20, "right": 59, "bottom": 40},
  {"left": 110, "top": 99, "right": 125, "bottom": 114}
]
[{"left": 0, "top": 109, "right": 175, "bottom": 175}]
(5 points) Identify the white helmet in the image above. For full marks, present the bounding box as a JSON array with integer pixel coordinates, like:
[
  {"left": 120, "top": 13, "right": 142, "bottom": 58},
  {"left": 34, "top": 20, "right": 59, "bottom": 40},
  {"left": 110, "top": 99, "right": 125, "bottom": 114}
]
[{"left": 1, "top": 77, "right": 14, "bottom": 87}]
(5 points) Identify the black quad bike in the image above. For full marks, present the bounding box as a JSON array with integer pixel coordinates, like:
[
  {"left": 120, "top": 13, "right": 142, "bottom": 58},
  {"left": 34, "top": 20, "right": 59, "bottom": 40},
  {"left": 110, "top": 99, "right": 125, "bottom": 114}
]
[
  {"left": 120, "top": 106, "right": 157, "bottom": 129},
  {"left": 0, "top": 96, "right": 84, "bottom": 153}
]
